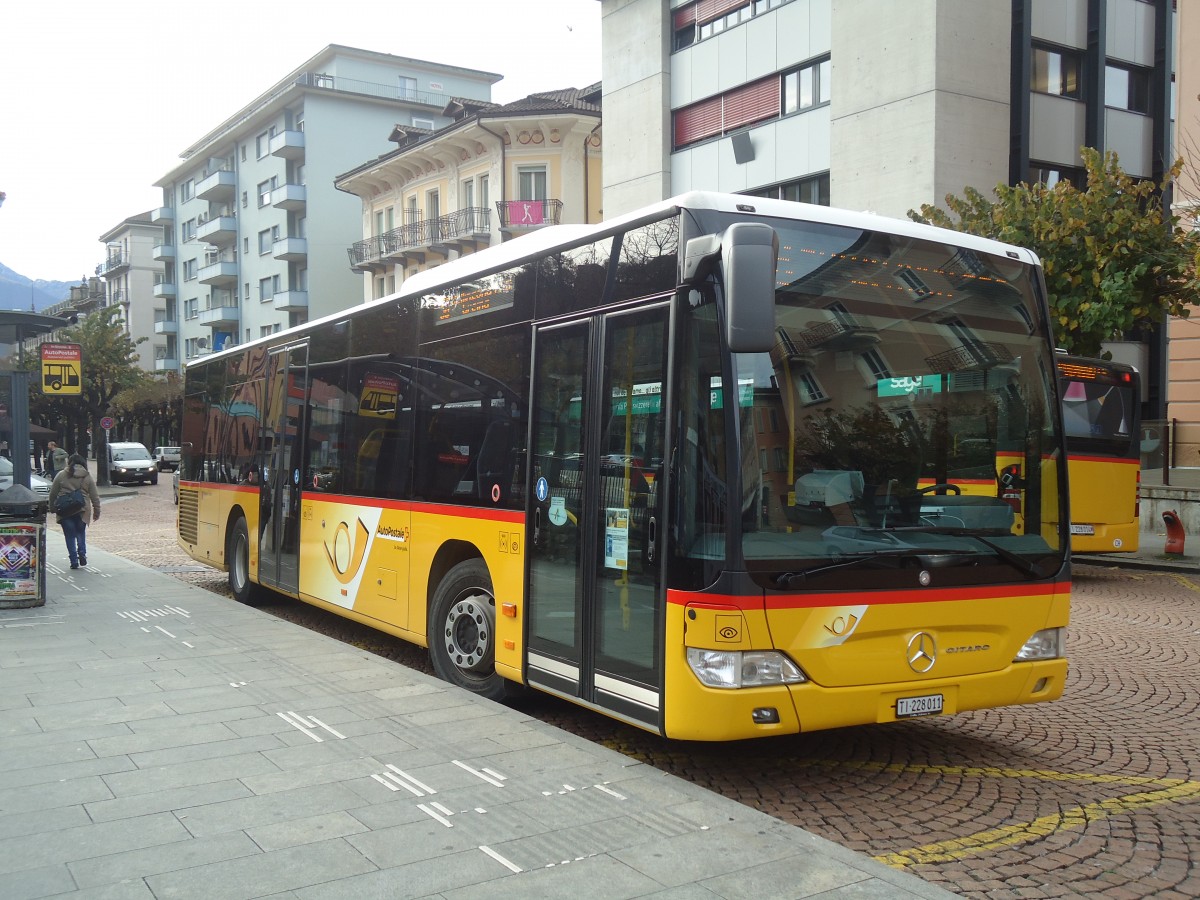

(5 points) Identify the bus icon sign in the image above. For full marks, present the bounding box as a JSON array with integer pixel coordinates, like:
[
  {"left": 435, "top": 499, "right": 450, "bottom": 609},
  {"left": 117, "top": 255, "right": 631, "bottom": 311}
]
[{"left": 40, "top": 342, "right": 82, "bottom": 395}]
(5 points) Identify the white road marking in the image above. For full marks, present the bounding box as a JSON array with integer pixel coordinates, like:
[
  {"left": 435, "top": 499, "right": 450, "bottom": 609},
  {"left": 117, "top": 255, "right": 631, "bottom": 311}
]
[
  {"left": 452, "top": 759, "right": 505, "bottom": 787},
  {"left": 479, "top": 845, "right": 521, "bottom": 873}
]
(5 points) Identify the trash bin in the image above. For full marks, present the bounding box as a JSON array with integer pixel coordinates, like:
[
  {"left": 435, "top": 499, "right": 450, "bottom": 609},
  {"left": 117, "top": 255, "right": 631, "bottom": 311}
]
[{"left": 0, "top": 483, "right": 47, "bottom": 609}]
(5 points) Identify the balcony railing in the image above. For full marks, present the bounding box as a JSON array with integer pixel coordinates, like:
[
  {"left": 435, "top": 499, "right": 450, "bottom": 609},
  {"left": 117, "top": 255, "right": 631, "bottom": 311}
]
[
  {"left": 96, "top": 252, "right": 129, "bottom": 276},
  {"left": 496, "top": 199, "right": 563, "bottom": 230},
  {"left": 925, "top": 342, "right": 1014, "bottom": 373},
  {"left": 298, "top": 72, "right": 451, "bottom": 107},
  {"left": 347, "top": 207, "right": 492, "bottom": 270}
]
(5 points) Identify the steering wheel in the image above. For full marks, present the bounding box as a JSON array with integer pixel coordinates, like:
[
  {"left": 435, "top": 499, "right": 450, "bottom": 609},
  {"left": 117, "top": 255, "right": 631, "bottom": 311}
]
[{"left": 918, "top": 483, "right": 961, "bottom": 496}]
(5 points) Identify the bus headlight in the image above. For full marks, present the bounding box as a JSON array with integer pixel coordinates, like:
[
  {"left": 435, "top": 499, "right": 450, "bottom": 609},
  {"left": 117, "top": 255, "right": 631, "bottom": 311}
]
[
  {"left": 1014, "top": 627, "right": 1063, "bottom": 661},
  {"left": 687, "top": 648, "right": 807, "bottom": 688}
]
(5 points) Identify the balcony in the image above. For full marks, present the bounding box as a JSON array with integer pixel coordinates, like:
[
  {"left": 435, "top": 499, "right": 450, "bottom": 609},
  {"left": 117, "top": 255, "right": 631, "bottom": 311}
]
[
  {"left": 96, "top": 252, "right": 130, "bottom": 277},
  {"left": 153, "top": 280, "right": 177, "bottom": 299},
  {"left": 269, "top": 130, "right": 305, "bottom": 160},
  {"left": 347, "top": 206, "right": 492, "bottom": 272},
  {"left": 496, "top": 199, "right": 562, "bottom": 233},
  {"left": 273, "top": 236, "right": 307, "bottom": 261},
  {"left": 198, "top": 260, "right": 238, "bottom": 286},
  {"left": 273, "top": 290, "right": 308, "bottom": 311},
  {"left": 797, "top": 316, "right": 879, "bottom": 351},
  {"left": 926, "top": 342, "right": 1014, "bottom": 373},
  {"left": 150, "top": 207, "right": 174, "bottom": 224},
  {"left": 196, "top": 169, "right": 237, "bottom": 202},
  {"left": 154, "top": 356, "right": 180, "bottom": 372},
  {"left": 197, "top": 215, "right": 237, "bottom": 245},
  {"left": 271, "top": 183, "right": 306, "bottom": 211},
  {"left": 153, "top": 243, "right": 176, "bottom": 262},
  {"left": 199, "top": 304, "right": 239, "bottom": 328},
  {"left": 154, "top": 317, "right": 178, "bottom": 335}
]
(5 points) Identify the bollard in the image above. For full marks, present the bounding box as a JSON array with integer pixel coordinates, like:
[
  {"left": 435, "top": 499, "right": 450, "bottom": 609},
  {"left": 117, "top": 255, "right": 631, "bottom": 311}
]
[{"left": 1162, "top": 509, "right": 1185, "bottom": 556}]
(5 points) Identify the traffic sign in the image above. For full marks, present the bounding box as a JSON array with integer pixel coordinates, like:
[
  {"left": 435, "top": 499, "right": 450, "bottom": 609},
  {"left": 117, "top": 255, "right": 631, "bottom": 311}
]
[{"left": 100, "top": 416, "right": 114, "bottom": 431}]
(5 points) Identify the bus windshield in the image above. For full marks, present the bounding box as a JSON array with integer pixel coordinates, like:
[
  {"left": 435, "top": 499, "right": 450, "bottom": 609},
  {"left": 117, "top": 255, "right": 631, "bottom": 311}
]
[{"left": 726, "top": 216, "right": 1066, "bottom": 587}]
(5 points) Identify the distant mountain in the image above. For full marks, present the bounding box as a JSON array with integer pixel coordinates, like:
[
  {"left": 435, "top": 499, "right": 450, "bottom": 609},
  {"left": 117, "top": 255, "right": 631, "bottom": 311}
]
[{"left": 0, "top": 263, "right": 77, "bottom": 312}]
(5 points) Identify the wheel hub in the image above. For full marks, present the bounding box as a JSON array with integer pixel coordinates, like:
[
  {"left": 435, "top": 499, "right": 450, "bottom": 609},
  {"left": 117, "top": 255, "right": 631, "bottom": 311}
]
[{"left": 444, "top": 590, "right": 495, "bottom": 673}]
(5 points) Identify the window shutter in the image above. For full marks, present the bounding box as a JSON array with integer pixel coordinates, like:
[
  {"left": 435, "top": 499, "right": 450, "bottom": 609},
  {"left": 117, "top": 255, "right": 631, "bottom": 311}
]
[
  {"left": 674, "top": 95, "right": 723, "bottom": 147},
  {"left": 722, "top": 76, "right": 780, "bottom": 131},
  {"left": 695, "top": 0, "right": 750, "bottom": 25}
]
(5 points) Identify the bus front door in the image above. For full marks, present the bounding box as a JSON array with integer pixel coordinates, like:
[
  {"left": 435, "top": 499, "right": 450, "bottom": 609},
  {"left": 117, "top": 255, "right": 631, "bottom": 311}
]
[
  {"left": 528, "top": 303, "right": 670, "bottom": 732},
  {"left": 259, "top": 341, "right": 309, "bottom": 595}
]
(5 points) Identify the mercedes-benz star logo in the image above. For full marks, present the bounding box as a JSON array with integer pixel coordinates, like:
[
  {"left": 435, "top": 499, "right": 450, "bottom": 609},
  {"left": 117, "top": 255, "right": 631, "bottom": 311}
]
[{"left": 907, "top": 632, "right": 937, "bottom": 673}]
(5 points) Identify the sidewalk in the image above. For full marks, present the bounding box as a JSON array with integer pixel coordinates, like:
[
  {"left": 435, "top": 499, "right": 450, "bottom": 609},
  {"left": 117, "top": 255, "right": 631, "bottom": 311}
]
[
  {"left": 0, "top": 531, "right": 952, "bottom": 899},
  {"left": 1084, "top": 529, "right": 1200, "bottom": 573}
]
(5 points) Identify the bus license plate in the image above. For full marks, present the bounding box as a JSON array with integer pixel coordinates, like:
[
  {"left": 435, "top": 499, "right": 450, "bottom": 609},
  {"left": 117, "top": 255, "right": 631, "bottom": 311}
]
[
  {"left": 1070, "top": 524, "right": 1095, "bottom": 535},
  {"left": 896, "top": 694, "right": 943, "bottom": 718}
]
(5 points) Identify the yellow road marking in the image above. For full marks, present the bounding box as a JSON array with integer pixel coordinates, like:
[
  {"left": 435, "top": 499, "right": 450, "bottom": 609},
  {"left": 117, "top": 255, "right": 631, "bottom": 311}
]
[{"left": 870, "top": 774, "right": 1200, "bottom": 869}]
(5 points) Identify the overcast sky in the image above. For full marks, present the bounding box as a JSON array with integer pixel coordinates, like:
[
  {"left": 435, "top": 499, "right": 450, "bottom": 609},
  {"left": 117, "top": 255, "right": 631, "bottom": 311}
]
[{"left": 0, "top": 0, "right": 602, "bottom": 283}]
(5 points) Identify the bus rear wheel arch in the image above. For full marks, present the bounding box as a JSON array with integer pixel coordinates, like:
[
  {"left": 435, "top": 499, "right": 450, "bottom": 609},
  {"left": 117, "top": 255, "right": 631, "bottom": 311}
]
[
  {"left": 429, "top": 559, "right": 509, "bottom": 701},
  {"left": 227, "top": 515, "right": 263, "bottom": 606}
]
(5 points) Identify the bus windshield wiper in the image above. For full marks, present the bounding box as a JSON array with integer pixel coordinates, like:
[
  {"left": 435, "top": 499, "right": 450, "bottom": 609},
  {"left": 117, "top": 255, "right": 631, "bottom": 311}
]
[
  {"left": 774, "top": 547, "right": 973, "bottom": 587},
  {"left": 882, "top": 527, "right": 1046, "bottom": 579}
]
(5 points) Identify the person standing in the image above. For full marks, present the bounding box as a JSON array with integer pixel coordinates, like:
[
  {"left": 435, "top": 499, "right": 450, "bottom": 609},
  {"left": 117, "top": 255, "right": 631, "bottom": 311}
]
[
  {"left": 47, "top": 441, "right": 69, "bottom": 475},
  {"left": 48, "top": 453, "right": 101, "bottom": 570}
]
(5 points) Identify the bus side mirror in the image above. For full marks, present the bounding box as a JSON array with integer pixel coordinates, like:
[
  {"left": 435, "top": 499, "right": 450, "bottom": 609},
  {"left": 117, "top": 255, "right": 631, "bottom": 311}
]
[{"left": 722, "top": 222, "right": 778, "bottom": 353}]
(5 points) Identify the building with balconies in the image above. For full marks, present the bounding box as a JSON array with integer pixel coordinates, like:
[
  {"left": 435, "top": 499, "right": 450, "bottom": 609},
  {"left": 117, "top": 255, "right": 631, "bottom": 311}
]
[
  {"left": 335, "top": 85, "right": 602, "bottom": 300},
  {"left": 96, "top": 213, "right": 163, "bottom": 372},
  {"left": 151, "top": 45, "right": 500, "bottom": 368}
]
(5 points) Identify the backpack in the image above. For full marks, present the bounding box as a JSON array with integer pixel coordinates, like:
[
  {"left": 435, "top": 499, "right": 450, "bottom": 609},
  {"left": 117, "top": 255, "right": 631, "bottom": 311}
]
[{"left": 54, "top": 488, "right": 86, "bottom": 517}]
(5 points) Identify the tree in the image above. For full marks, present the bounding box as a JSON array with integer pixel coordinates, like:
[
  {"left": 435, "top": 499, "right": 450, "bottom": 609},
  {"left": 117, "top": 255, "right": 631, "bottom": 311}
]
[
  {"left": 28, "top": 305, "right": 149, "bottom": 483},
  {"left": 909, "top": 148, "right": 1200, "bottom": 357}
]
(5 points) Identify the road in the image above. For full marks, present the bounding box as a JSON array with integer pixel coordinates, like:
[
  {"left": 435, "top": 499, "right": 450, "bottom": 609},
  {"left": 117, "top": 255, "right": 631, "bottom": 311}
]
[{"left": 88, "top": 483, "right": 1200, "bottom": 898}]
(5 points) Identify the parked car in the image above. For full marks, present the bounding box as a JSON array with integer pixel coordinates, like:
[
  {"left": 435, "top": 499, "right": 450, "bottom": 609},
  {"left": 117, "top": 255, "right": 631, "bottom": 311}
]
[
  {"left": 108, "top": 442, "right": 158, "bottom": 486},
  {"left": 154, "top": 446, "right": 181, "bottom": 472},
  {"left": 0, "top": 456, "right": 52, "bottom": 499}
]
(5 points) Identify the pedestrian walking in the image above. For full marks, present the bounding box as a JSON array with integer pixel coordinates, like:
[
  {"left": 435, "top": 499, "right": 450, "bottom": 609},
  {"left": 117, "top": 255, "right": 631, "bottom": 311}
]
[
  {"left": 48, "top": 453, "right": 101, "bottom": 570},
  {"left": 47, "top": 441, "right": 68, "bottom": 476}
]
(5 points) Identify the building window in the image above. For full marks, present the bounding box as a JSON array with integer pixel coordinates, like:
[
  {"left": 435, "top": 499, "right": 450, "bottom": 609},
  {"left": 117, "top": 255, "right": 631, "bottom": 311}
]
[
  {"left": 179, "top": 179, "right": 194, "bottom": 203},
  {"left": 861, "top": 348, "right": 892, "bottom": 381},
  {"left": 1105, "top": 63, "right": 1150, "bottom": 113},
  {"left": 412, "top": 117, "right": 435, "bottom": 129},
  {"left": 182, "top": 219, "right": 197, "bottom": 242},
  {"left": 517, "top": 166, "right": 548, "bottom": 201},
  {"left": 1031, "top": 45, "right": 1082, "bottom": 99},
  {"left": 241, "top": 191, "right": 249, "bottom": 208},
  {"left": 256, "top": 131, "right": 270, "bottom": 159},
  {"left": 182, "top": 259, "right": 197, "bottom": 281},
  {"left": 258, "top": 229, "right": 273, "bottom": 255},
  {"left": 1029, "top": 162, "right": 1086, "bottom": 189},
  {"left": 672, "top": 0, "right": 793, "bottom": 51},
  {"left": 257, "top": 178, "right": 276, "bottom": 207},
  {"left": 782, "top": 57, "right": 830, "bottom": 115},
  {"left": 674, "top": 75, "right": 780, "bottom": 149},
  {"left": 399, "top": 75, "right": 418, "bottom": 100},
  {"left": 797, "top": 370, "right": 827, "bottom": 405},
  {"left": 259, "top": 276, "right": 278, "bottom": 302},
  {"left": 746, "top": 173, "right": 830, "bottom": 206},
  {"left": 185, "top": 298, "right": 199, "bottom": 319}
]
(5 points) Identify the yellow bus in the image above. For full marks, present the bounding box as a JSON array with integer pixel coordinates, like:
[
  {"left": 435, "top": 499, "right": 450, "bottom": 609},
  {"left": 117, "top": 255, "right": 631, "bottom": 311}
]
[
  {"left": 1057, "top": 354, "right": 1141, "bottom": 554},
  {"left": 177, "top": 192, "right": 1070, "bottom": 741}
]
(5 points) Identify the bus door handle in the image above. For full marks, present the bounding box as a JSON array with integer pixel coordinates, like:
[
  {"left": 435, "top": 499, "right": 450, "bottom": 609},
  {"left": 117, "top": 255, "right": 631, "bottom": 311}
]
[
  {"left": 533, "top": 507, "right": 542, "bottom": 545},
  {"left": 647, "top": 515, "right": 657, "bottom": 563}
]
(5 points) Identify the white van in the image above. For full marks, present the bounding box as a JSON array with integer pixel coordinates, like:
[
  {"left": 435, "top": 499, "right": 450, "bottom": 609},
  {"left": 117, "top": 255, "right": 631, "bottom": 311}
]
[{"left": 108, "top": 442, "right": 158, "bottom": 486}]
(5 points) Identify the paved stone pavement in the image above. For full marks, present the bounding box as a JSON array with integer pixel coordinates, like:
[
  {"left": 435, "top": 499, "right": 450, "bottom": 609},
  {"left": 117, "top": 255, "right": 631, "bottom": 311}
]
[{"left": 1, "top": 504, "right": 952, "bottom": 899}]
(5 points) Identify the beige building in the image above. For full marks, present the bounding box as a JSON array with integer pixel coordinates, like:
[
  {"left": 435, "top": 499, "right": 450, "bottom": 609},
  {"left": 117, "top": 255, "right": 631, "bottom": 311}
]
[
  {"left": 1167, "top": 0, "right": 1200, "bottom": 464},
  {"left": 335, "top": 86, "right": 602, "bottom": 297},
  {"left": 95, "top": 213, "right": 163, "bottom": 372}
]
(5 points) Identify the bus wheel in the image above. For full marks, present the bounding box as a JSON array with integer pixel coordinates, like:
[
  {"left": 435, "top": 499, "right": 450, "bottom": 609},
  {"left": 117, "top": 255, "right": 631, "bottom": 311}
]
[
  {"left": 430, "top": 560, "right": 506, "bottom": 701},
  {"left": 228, "top": 517, "right": 261, "bottom": 606}
]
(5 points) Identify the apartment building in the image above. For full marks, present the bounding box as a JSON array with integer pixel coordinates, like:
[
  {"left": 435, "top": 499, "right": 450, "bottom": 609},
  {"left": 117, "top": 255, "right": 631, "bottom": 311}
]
[
  {"left": 151, "top": 46, "right": 500, "bottom": 370},
  {"left": 336, "top": 85, "right": 603, "bottom": 298},
  {"left": 599, "top": 0, "right": 1175, "bottom": 416},
  {"left": 94, "top": 213, "right": 161, "bottom": 372},
  {"left": 1167, "top": 0, "right": 1200, "bottom": 462}
]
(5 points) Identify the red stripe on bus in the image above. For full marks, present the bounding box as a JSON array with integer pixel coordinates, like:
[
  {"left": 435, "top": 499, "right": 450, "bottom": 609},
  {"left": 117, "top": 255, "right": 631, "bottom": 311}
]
[
  {"left": 668, "top": 581, "right": 1070, "bottom": 610},
  {"left": 1066, "top": 454, "right": 1139, "bottom": 465}
]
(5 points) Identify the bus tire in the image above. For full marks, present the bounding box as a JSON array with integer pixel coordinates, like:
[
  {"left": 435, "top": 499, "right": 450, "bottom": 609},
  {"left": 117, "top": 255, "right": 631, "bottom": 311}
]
[
  {"left": 228, "top": 517, "right": 262, "bottom": 606},
  {"left": 429, "top": 560, "right": 508, "bottom": 701}
]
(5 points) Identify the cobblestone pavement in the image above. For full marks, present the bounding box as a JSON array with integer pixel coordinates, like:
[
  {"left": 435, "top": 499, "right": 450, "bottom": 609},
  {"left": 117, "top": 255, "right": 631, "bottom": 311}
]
[{"left": 88, "top": 486, "right": 1200, "bottom": 899}]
